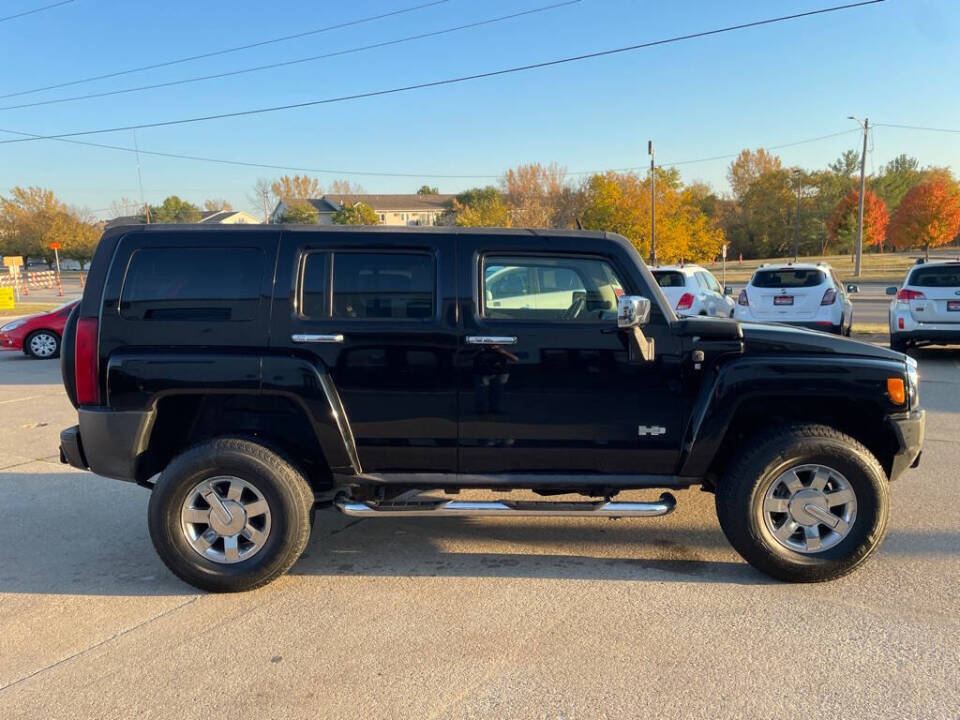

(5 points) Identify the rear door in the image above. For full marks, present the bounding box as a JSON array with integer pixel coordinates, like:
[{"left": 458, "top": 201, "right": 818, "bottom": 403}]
[
  {"left": 906, "top": 264, "right": 960, "bottom": 324},
  {"left": 748, "top": 267, "right": 827, "bottom": 320},
  {"left": 456, "top": 234, "right": 686, "bottom": 476},
  {"left": 273, "top": 229, "right": 459, "bottom": 473}
]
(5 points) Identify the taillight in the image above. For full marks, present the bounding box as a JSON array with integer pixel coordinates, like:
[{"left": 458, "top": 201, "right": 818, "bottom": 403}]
[
  {"left": 75, "top": 317, "right": 99, "bottom": 405},
  {"left": 676, "top": 292, "right": 695, "bottom": 311},
  {"left": 737, "top": 289, "right": 749, "bottom": 306},
  {"left": 898, "top": 317, "right": 905, "bottom": 330},
  {"left": 897, "top": 289, "right": 925, "bottom": 301},
  {"left": 821, "top": 288, "right": 837, "bottom": 305}
]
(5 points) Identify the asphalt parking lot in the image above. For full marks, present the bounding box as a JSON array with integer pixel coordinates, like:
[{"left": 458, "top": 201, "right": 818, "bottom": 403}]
[{"left": 0, "top": 344, "right": 958, "bottom": 719}]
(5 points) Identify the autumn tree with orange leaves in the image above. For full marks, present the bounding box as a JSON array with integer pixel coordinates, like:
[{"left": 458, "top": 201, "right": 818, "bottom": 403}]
[
  {"left": 886, "top": 180, "right": 960, "bottom": 259},
  {"left": 827, "top": 188, "right": 889, "bottom": 253}
]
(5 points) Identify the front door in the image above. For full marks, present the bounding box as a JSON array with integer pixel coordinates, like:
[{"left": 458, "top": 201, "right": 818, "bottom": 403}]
[
  {"left": 274, "top": 229, "right": 459, "bottom": 473},
  {"left": 456, "top": 235, "right": 686, "bottom": 476}
]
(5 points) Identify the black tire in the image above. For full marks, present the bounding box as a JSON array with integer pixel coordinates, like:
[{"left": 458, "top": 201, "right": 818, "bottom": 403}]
[
  {"left": 890, "top": 336, "right": 908, "bottom": 352},
  {"left": 715, "top": 424, "right": 889, "bottom": 583},
  {"left": 148, "top": 438, "right": 314, "bottom": 592},
  {"left": 24, "top": 329, "right": 61, "bottom": 359}
]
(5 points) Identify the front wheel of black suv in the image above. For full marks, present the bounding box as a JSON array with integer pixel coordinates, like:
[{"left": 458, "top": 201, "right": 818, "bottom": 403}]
[
  {"left": 148, "top": 438, "right": 314, "bottom": 592},
  {"left": 716, "top": 424, "right": 889, "bottom": 582}
]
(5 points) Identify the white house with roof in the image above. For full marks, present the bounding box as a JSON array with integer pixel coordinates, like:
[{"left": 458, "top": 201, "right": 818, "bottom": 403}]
[{"left": 270, "top": 194, "right": 453, "bottom": 226}]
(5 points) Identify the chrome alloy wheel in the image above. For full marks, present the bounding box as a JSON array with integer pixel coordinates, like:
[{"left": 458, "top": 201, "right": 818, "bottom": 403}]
[
  {"left": 180, "top": 476, "right": 272, "bottom": 564},
  {"left": 29, "top": 332, "right": 58, "bottom": 358},
  {"left": 761, "top": 464, "right": 857, "bottom": 554}
]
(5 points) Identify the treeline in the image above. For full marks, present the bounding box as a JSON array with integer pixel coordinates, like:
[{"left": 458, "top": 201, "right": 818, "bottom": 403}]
[
  {"left": 0, "top": 187, "right": 100, "bottom": 266},
  {"left": 436, "top": 153, "right": 960, "bottom": 261},
  {"left": 274, "top": 151, "right": 960, "bottom": 262},
  {"left": 4, "top": 148, "right": 959, "bottom": 268}
]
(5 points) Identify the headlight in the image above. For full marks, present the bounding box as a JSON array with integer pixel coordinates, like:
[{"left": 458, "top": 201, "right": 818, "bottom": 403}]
[
  {"left": 906, "top": 356, "right": 919, "bottom": 407},
  {"left": 0, "top": 319, "right": 26, "bottom": 332}
]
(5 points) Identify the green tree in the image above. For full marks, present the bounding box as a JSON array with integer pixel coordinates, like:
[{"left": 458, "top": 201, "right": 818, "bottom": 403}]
[
  {"left": 277, "top": 202, "right": 318, "bottom": 224},
  {"left": 0, "top": 186, "right": 67, "bottom": 259},
  {"left": 417, "top": 185, "right": 439, "bottom": 195},
  {"left": 332, "top": 202, "right": 380, "bottom": 225},
  {"left": 445, "top": 186, "right": 510, "bottom": 227},
  {"left": 149, "top": 196, "right": 201, "bottom": 223}
]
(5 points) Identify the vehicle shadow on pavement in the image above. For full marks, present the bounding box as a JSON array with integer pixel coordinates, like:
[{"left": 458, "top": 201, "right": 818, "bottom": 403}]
[
  {"left": 1, "top": 474, "right": 955, "bottom": 596},
  {"left": 292, "top": 512, "right": 774, "bottom": 586}
]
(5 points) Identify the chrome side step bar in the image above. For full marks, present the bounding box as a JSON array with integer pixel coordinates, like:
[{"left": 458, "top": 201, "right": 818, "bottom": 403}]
[{"left": 335, "top": 493, "right": 676, "bottom": 519}]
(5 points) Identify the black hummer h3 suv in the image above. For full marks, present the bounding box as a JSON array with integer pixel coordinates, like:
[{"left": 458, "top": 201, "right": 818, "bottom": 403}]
[{"left": 59, "top": 225, "right": 924, "bottom": 592}]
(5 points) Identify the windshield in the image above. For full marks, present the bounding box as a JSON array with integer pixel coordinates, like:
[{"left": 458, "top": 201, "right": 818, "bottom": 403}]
[
  {"left": 752, "top": 269, "right": 826, "bottom": 288},
  {"left": 909, "top": 265, "right": 960, "bottom": 288}
]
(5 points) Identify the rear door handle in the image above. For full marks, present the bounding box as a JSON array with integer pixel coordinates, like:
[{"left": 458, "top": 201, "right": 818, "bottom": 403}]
[
  {"left": 292, "top": 333, "right": 344, "bottom": 343},
  {"left": 466, "top": 335, "right": 517, "bottom": 345}
]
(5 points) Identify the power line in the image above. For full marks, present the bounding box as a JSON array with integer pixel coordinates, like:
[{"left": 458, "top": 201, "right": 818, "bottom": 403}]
[
  {"left": 0, "top": 124, "right": 861, "bottom": 179},
  {"left": 0, "top": 1, "right": 581, "bottom": 112},
  {"left": 0, "top": 0, "right": 72, "bottom": 25},
  {"left": 0, "top": 0, "right": 885, "bottom": 146},
  {"left": 0, "top": 0, "right": 448, "bottom": 100},
  {"left": 874, "top": 122, "right": 960, "bottom": 134}
]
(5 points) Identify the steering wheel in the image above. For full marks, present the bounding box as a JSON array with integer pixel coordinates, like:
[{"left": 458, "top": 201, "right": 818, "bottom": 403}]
[{"left": 561, "top": 294, "right": 587, "bottom": 320}]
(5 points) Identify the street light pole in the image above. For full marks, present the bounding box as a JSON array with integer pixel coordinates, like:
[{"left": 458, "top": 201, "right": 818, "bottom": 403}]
[
  {"left": 648, "top": 140, "right": 656, "bottom": 266},
  {"left": 848, "top": 116, "right": 869, "bottom": 278}
]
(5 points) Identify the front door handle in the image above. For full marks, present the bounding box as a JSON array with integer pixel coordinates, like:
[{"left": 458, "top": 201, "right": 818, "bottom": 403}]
[
  {"left": 466, "top": 335, "right": 518, "bottom": 345},
  {"left": 292, "top": 333, "right": 344, "bottom": 344}
]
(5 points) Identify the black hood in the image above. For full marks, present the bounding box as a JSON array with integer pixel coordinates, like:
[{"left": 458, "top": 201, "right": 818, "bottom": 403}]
[{"left": 740, "top": 322, "right": 904, "bottom": 361}]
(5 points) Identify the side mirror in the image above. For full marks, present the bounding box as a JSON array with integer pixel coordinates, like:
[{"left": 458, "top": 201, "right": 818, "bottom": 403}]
[
  {"left": 617, "top": 295, "right": 651, "bottom": 328},
  {"left": 885, "top": 286, "right": 898, "bottom": 296},
  {"left": 846, "top": 284, "right": 860, "bottom": 294},
  {"left": 724, "top": 286, "right": 734, "bottom": 296}
]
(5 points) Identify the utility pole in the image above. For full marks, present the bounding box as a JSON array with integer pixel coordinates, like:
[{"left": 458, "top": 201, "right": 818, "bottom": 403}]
[
  {"left": 848, "top": 116, "right": 869, "bottom": 277},
  {"left": 133, "top": 129, "right": 150, "bottom": 224},
  {"left": 648, "top": 140, "right": 656, "bottom": 266},
  {"left": 793, "top": 169, "right": 803, "bottom": 261}
]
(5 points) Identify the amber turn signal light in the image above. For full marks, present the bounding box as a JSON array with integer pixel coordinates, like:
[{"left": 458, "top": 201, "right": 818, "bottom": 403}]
[{"left": 887, "top": 377, "right": 906, "bottom": 405}]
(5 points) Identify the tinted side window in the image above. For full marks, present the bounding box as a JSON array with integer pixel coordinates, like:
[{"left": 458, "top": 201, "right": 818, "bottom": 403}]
[
  {"left": 699, "top": 271, "right": 722, "bottom": 293},
  {"left": 483, "top": 255, "right": 623, "bottom": 322},
  {"left": 332, "top": 252, "right": 434, "bottom": 319},
  {"left": 300, "top": 252, "right": 329, "bottom": 318},
  {"left": 120, "top": 247, "right": 263, "bottom": 321}
]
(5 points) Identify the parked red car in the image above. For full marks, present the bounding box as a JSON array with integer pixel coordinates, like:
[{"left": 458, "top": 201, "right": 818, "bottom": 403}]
[{"left": 0, "top": 300, "right": 78, "bottom": 359}]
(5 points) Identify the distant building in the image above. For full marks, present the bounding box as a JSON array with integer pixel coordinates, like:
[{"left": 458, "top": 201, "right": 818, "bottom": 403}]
[
  {"left": 103, "top": 210, "right": 261, "bottom": 230},
  {"left": 271, "top": 194, "right": 454, "bottom": 226},
  {"left": 198, "top": 210, "right": 260, "bottom": 224}
]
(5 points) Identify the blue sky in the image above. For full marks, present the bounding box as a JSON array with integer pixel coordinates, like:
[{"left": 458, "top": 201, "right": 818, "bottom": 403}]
[{"left": 1, "top": 0, "right": 958, "bottom": 219}]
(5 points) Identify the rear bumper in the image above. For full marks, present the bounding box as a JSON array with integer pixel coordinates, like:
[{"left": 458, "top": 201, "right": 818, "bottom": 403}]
[
  {"left": 891, "top": 327, "right": 960, "bottom": 345},
  {"left": 887, "top": 408, "right": 925, "bottom": 481},
  {"left": 779, "top": 320, "right": 842, "bottom": 334},
  {"left": 59, "top": 408, "right": 156, "bottom": 482}
]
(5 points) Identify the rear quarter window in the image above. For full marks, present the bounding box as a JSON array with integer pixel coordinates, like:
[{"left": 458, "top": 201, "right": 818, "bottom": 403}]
[
  {"left": 119, "top": 247, "right": 263, "bottom": 321},
  {"left": 909, "top": 266, "right": 960, "bottom": 287},
  {"left": 751, "top": 269, "right": 826, "bottom": 288}
]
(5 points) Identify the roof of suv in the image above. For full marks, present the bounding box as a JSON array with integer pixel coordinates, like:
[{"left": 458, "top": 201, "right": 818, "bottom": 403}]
[
  {"left": 752, "top": 262, "right": 831, "bottom": 273},
  {"left": 651, "top": 264, "right": 706, "bottom": 275}
]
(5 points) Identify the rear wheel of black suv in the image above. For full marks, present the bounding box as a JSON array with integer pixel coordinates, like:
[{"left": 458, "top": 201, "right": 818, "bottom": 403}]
[
  {"left": 716, "top": 424, "right": 889, "bottom": 582},
  {"left": 148, "top": 438, "right": 314, "bottom": 593}
]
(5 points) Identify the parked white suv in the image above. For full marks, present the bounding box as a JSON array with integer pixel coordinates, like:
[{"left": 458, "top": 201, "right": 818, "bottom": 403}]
[
  {"left": 650, "top": 265, "right": 736, "bottom": 318},
  {"left": 888, "top": 259, "right": 960, "bottom": 351},
  {"left": 734, "top": 262, "right": 854, "bottom": 335}
]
